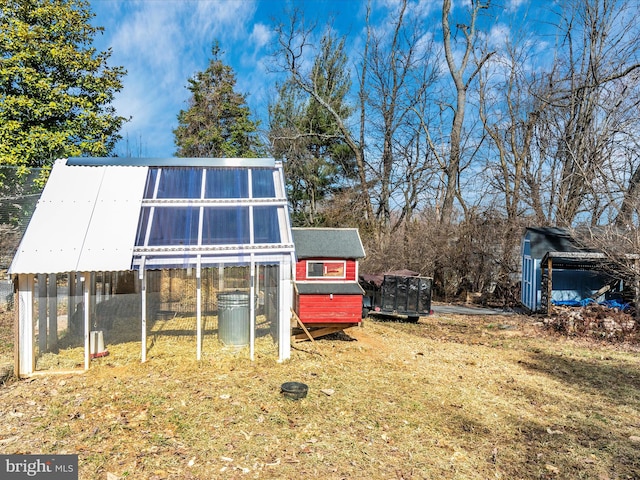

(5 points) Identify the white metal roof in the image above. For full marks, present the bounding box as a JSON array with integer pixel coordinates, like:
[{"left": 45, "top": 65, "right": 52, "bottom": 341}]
[{"left": 9, "top": 159, "right": 148, "bottom": 274}]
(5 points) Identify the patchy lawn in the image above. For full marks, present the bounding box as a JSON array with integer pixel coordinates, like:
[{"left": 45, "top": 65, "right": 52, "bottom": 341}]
[
  {"left": 1, "top": 307, "right": 640, "bottom": 479},
  {"left": 0, "top": 304, "right": 13, "bottom": 371}
]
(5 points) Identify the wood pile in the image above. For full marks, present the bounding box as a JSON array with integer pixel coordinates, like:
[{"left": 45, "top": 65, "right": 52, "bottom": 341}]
[{"left": 545, "top": 303, "right": 638, "bottom": 341}]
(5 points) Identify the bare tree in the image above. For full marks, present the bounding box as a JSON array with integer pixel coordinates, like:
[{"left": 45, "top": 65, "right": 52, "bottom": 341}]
[
  {"left": 269, "top": 32, "right": 355, "bottom": 227},
  {"left": 540, "top": 0, "right": 640, "bottom": 225},
  {"left": 362, "top": 0, "right": 435, "bottom": 234},
  {"left": 436, "top": 0, "right": 494, "bottom": 225},
  {"left": 477, "top": 36, "right": 546, "bottom": 290},
  {"left": 616, "top": 132, "right": 640, "bottom": 227},
  {"left": 273, "top": 2, "right": 441, "bottom": 243}
]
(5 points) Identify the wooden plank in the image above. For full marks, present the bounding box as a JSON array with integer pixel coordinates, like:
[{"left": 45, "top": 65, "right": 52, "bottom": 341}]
[
  {"left": 589, "top": 284, "right": 611, "bottom": 300},
  {"left": 290, "top": 308, "right": 315, "bottom": 343},
  {"left": 293, "top": 326, "right": 342, "bottom": 341},
  {"left": 292, "top": 324, "right": 356, "bottom": 342}
]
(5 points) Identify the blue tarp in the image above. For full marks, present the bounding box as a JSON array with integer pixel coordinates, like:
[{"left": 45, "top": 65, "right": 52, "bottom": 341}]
[{"left": 552, "top": 298, "right": 630, "bottom": 311}]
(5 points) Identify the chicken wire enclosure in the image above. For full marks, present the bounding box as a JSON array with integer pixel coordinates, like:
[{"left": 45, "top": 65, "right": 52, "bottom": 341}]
[
  {"left": 142, "top": 265, "right": 282, "bottom": 353},
  {"left": 30, "top": 272, "right": 143, "bottom": 372},
  {"left": 9, "top": 158, "right": 295, "bottom": 377}
]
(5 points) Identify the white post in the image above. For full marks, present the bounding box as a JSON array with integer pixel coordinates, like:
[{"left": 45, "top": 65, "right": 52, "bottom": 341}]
[
  {"left": 279, "top": 257, "right": 293, "bottom": 362},
  {"left": 18, "top": 275, "right": 34, "bottom": 377},
  {"left": 47, "top": 273, "right": 57, "bottom": 351},
  {"left": 140, "top": 262, "right": 147, "bottom": 363},
  {"left": 82, "top": 273, "right": 90, "bottom": 370},
  {"left": 249, "top": 256, "right": 256, "bottom": 361},
  {"left": 218, "top": 263, "right": 224, "bottom": 292},
  {"left": 37, "top": 274, "right": 47, "bottom": 353},
  {"left": 196, "top": 256, "right": 202, "bottom": 361}
]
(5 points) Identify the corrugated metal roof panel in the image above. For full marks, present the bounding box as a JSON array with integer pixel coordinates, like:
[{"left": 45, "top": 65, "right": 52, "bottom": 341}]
[
  {"left": 9, "top": 160, "right": 147, "bottom": 274},
  {"left": 9, "top": 160, "right": 104, "bottom": 274},
  {"left": 76, "top": 165, "right": 148, "bottom": 271}
]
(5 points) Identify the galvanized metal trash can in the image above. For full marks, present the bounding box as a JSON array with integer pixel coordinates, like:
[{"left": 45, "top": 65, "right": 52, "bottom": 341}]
[{"left": 217, "top": 292, "right": 250, "bottom": 346}]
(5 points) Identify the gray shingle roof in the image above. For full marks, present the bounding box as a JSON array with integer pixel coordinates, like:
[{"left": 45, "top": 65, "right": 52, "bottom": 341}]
[
  {"left": 525, "top": 227, "right": 596, "bottom": 258},
  {"left": 292, "top": 228, "right": 366, "bottom": 259}
]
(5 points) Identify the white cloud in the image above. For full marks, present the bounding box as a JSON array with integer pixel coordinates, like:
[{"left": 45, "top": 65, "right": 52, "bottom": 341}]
[
  {"left": 506, "top": 0, "right": 527, "bottom": 12},
  {"left": 487, "top": 23, "right": 511, "bottom": 49},
  {"left": 250, "top": 23, "right": 272, "bottom": 50}
]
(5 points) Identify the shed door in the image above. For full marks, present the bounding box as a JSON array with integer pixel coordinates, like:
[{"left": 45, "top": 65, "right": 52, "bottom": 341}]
[{"left": 522, "top": 255, "right": 534, "bottom": 310}]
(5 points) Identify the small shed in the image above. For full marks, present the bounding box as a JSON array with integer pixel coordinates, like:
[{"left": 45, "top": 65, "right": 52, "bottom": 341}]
[
  {"left": 291, "top": 227, "right": 365, "bottom": 340},
  {"left": 9, "top": 157, "right": 295, "bottom": 377},
  {"left": 520, "top": 227, "right": 627, "bottom": 313}
]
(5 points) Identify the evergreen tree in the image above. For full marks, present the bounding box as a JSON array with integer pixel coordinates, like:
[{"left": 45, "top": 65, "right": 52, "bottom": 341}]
[
  {"left": 0, "top": 0, "right": 127, "bottom": 186},
  {"left": 174, "top": 43, "right": 263, "bottom": 158}
]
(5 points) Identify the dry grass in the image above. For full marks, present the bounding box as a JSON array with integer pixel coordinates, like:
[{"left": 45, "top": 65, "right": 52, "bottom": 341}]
[
  {"left": 0, "top": 304, "right": 13, "bottom": 367},
  {"left": 1, "top": 306, "right": 640, "bottom": 479}
]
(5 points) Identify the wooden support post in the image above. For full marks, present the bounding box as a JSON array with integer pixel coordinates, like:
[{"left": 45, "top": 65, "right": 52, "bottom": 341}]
[
  {"left": 290, "top": 308, "right": 315, "bottom": 343},
  {"left": 293, "top": 325, "right": 351, "bottom": 341}
]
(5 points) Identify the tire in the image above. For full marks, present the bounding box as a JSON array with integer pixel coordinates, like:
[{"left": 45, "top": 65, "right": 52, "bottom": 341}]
[{"left": 407, "top": 316, "right": 420, "bottom": 323}]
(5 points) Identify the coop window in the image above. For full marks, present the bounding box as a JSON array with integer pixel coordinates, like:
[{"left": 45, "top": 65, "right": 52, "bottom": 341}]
[{"left": 306, "top": 261, "right": 346, "bottom": 279}]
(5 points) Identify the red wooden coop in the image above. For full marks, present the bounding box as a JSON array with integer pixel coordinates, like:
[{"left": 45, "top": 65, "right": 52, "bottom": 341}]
[{"left": 291, "top": 228, "right": 366, "bottom": 341}]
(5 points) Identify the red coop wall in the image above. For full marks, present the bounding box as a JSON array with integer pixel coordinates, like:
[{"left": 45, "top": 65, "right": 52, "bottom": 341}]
[{"left": 295, "top": 293, "right": 363, "bottom": 324}]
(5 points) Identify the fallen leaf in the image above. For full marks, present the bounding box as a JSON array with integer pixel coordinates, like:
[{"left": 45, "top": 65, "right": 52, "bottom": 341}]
[
  {"left": 545, "top": 464, "right": 559, "bottom": 474},
  {"left": 320, "top": 389, "right": 335, "bottom": 396}
]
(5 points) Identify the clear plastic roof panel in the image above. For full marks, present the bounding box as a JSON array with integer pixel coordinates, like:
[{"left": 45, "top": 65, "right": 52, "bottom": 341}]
[{"left": 133, "top": 165, "right": 293, "bottom": 269}]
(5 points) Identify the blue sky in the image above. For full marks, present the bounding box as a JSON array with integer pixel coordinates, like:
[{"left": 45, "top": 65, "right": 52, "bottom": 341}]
[
  {"left": 89, "top": 0, "right": 535, "bottom": 158},
  {"left": 90, "top": 0, "right": 369, "bottom": 158}
]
